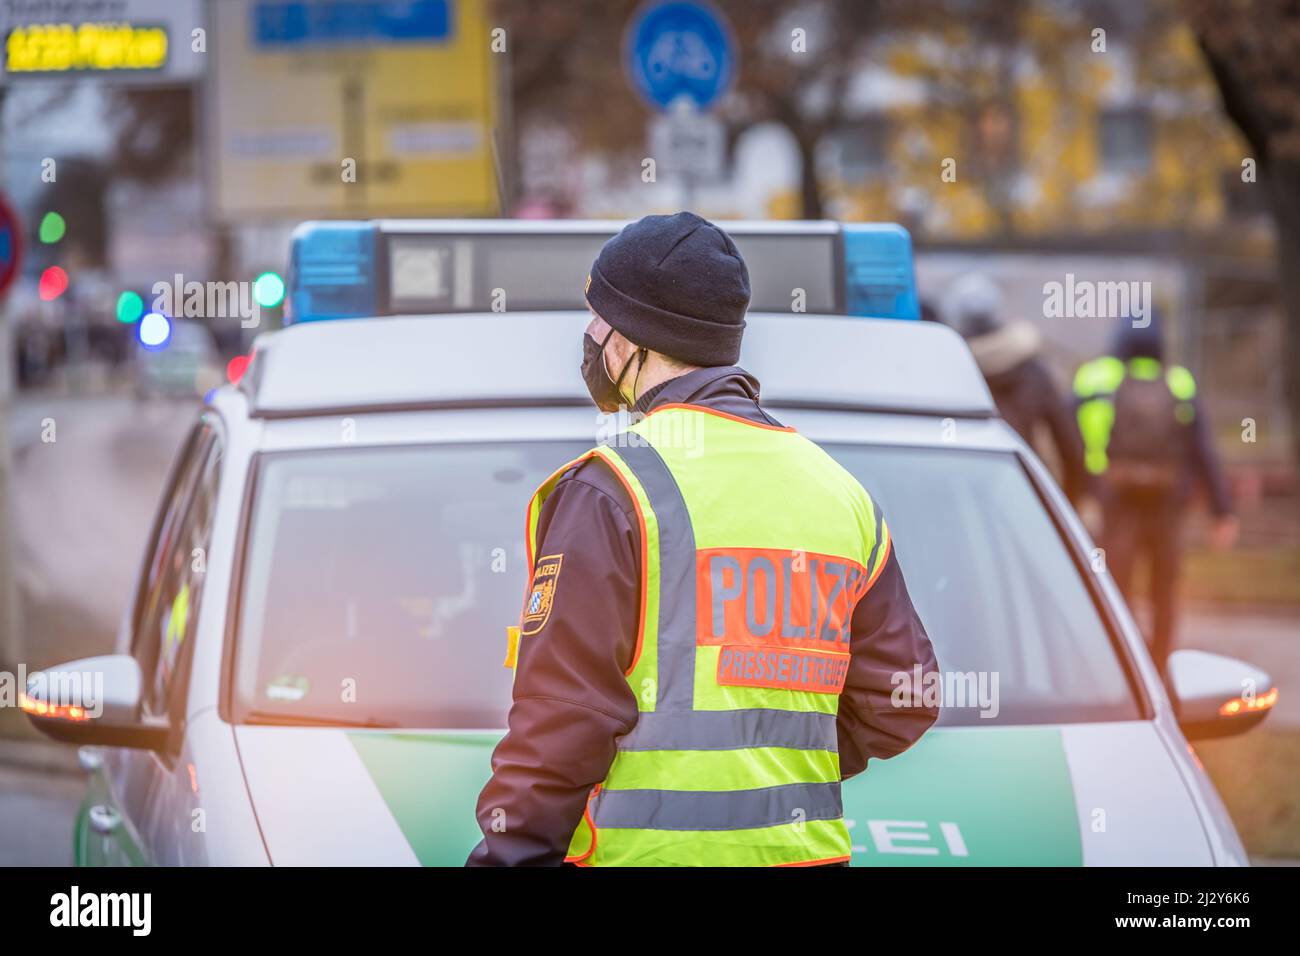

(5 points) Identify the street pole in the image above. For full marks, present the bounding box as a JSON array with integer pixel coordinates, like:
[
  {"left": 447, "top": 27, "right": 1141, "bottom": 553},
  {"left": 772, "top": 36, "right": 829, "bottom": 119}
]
[{"left": 0, "top": 85, "right": 21, "bottom": 672}]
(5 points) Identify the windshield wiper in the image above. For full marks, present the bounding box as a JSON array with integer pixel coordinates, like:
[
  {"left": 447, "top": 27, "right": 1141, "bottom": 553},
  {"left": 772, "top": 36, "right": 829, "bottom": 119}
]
[{"left": 243, "top": 711, "right": 401, "bottom": 729}]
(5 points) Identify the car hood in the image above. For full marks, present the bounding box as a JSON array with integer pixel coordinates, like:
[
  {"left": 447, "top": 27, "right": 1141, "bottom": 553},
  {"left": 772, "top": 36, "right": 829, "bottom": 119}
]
[{"left": 234, "top": 721, "right": 1215, "bottom": 866}]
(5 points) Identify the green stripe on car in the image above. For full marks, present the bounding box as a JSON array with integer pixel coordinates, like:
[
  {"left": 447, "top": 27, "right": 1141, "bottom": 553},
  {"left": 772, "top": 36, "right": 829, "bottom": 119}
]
[{"left": 351, "top": 726, "right": 1082, "bottom": 867}]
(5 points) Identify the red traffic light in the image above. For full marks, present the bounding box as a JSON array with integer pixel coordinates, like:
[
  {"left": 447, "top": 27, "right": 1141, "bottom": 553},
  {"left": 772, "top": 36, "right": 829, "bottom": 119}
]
[
  {"left": 226, "top": 354, "right": 251, "bottom": 385},
  {"left": 38, "top": 266, "right": 68, "bottom": 300}
]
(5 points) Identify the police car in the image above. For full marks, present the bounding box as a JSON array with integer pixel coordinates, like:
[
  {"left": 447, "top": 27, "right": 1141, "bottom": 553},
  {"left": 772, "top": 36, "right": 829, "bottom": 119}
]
[{"left": 24, "top": 220, "right": 1276, "bottom": 865}]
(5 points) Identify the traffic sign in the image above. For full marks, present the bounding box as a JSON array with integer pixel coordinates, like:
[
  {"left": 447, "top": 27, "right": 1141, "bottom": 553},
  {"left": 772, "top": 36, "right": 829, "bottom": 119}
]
[
  {"left": 251, "top": 0, "right": 451, "bottom": 46},
  {"left": 625, "top": 1, "right": 736, "bottom": 112},
  {"left": 648, "top": 99, "right": 726, "bottom": 178},
  {"left": 211, "top": 0, "right": 499, "bottom": 220},
  {"left": 0, "top": 195, "right": 22, "bottom": 299}
]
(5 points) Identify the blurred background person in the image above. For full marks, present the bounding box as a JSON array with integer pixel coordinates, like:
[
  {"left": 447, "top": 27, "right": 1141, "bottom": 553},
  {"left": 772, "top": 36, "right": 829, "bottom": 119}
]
[
  {"left": 944, "top": 273, "right": 1087, "bottom": 503},
  {"left": 1074, "top": 312, "right": 1239, "bottom": 677}
]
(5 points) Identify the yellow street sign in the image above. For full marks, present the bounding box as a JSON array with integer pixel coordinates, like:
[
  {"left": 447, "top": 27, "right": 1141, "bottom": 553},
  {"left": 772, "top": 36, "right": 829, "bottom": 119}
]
[{"left": 211, "top": 0, "right": 499, "bottom": 220}]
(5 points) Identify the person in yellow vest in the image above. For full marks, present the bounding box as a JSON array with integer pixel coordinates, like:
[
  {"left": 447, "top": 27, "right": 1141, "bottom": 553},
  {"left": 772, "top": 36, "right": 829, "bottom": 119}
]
[
  {"left": 467, "top": 212, "right": 940, "bottom": 867},
  {"left": 1074, "top": 314, "right": 1237, "bottom": 677}
]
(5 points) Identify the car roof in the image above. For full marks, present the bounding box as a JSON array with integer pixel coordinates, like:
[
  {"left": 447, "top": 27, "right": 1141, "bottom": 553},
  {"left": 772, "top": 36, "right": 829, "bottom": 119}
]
[{"left": 238, "top": 312, "right": 995, "bottom": 420}]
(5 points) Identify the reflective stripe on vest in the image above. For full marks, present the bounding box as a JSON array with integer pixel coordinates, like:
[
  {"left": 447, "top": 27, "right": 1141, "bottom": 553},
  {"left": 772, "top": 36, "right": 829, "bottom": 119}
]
[
  {"left": 522, "top": 405, "right": 887, "bottom": 866},
  {"left": 1072, "top": 356, "right": 1197, "bottom": 475}
]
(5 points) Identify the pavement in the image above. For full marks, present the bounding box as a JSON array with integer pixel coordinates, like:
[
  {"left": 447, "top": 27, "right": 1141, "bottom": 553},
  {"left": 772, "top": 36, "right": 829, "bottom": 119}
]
[
  {"left": 5, "top": 391, "right": 195, "bottom": 670},
  {"left": 1179, "top": 608, "right": 1300, "bottom": 726},
  {"left": 1, "top": 390, "right": 193, "bottom": 866},
  {"left": 0, "top": 713, "right": 82, "bottom": 866},
  {"left": 0, "top": 758, "right": 84, "bottom": 866}
]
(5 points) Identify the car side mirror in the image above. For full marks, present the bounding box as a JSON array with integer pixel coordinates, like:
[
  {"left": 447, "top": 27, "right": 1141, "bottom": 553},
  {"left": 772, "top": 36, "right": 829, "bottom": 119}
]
[
  {"left": 22, "top": 654, "right": 169, "bottom": 751},
  {"left": 1168, "top": 649, "right": 1277, "bottom": 740}
]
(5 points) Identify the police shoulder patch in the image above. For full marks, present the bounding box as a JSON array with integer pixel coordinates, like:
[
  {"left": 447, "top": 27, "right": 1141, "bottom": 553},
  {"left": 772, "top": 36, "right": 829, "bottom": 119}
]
[{"left": 521, "top": 553, "right": 563, "bottom": 636}]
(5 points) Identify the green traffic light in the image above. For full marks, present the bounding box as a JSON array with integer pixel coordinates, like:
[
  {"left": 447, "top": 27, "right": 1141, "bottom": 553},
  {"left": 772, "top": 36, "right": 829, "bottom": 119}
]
[
  {"left": 116, "top": 290, "right": 144, "bottom": 324},
  {"left": 38, "top": 211, "right": 66, "bottom": 244},
  {"left": 253, "top": 271, "right": 285, "bottom": 308}
]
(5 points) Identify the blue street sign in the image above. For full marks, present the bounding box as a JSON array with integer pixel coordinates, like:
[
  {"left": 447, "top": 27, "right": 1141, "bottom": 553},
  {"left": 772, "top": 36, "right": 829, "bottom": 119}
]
[
  {"left": 625, "top": 1, "right": 736, "bottom": 111},
  {"left": 253, "top": 0, "right": 451, "bottom": 48}
]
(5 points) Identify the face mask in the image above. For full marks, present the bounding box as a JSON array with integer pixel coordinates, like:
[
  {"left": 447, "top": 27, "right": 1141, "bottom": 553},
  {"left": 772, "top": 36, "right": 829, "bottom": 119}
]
[{"left": 581, "top": 329, "right": 644, "bottom": 413}]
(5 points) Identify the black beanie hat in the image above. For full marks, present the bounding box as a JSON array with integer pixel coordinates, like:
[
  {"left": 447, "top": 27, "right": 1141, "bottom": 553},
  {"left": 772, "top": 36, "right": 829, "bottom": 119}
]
[{"left": 585, "top": 211, "right": 750, "bottom": 367}]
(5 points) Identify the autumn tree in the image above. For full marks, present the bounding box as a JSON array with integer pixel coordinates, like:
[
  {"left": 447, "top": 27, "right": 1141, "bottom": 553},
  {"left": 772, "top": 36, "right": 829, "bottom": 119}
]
[{"left": 1189, "top": 0, "right": 1300, "bottom": 469}]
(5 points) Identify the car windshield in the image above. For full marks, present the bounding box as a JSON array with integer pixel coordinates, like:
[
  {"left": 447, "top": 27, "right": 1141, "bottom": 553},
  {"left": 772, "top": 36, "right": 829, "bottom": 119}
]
[{"left": 232, "top": 440, "right": 1139, "bottom": 729}]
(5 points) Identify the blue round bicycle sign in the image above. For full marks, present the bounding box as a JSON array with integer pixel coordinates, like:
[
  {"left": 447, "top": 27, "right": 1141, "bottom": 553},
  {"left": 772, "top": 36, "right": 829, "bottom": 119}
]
[{"left": 625, "top": 1, "right": 737, "bottom": 111}]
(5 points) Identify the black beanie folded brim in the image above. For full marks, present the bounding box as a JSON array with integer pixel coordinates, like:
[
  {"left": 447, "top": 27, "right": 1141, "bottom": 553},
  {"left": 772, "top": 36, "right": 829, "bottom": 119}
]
[
  {"left": 583, "top": 211, "right": 750, "bottom": 368},
  {"left": 586, "top": 262, "right": 745, "bottom": 367}
]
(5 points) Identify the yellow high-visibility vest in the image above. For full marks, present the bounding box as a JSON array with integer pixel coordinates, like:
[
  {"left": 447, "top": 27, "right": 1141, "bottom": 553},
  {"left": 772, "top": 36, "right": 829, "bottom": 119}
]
[
  {"left": 1073, "top": 356, "right": 1197, "bottom": 475},
  {"left": 522, "top": 404, "right": 890, "bottom": 867}
]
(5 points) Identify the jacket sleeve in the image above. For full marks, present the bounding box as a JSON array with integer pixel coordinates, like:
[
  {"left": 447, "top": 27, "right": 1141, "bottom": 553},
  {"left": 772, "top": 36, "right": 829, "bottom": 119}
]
[
  {"left": 1034, "top": 359, "right": 1088, "bottom": 504},
  {"left": 466, "top": 470, "right": 641, "bottom": 866},
  {"left": 836, "top": 540, "right": 940, "bottom": 781},
  {"left": 1187, "top": 395, "right": 1233, "bottom": 517}
]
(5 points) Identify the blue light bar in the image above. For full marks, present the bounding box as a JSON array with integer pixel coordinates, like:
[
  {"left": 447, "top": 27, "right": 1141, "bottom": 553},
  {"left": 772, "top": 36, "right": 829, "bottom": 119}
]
[
  {"left": 842, "top": 223, "right": 919, "bottom": 320},
  {"left": 286, "top": 221, "right": 379, "bottom": 325},
  {"left": 283, "top": 219, "right": 921, "bottom": 325}
]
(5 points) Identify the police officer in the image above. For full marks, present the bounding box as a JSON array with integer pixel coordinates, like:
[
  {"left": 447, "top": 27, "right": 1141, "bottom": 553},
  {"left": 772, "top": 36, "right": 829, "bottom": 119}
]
[
  {"left": 1074, "top": 313, "right": 1237, "bottom": 676},
  {"left": 467, "top": 212, "right": 940, "bottom": 867}
]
